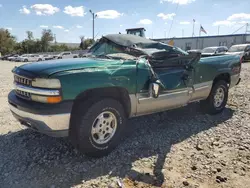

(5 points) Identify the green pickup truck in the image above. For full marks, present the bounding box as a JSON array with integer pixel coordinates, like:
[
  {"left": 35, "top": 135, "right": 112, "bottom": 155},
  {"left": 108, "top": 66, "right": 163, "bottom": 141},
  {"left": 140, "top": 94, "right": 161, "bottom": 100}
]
[{"left": 8, "top": 34, "right": 241, "bottom": 157}]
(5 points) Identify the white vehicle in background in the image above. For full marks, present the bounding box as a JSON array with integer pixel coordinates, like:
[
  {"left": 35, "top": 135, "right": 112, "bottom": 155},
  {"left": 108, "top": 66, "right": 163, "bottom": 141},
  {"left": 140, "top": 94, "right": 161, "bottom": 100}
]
[
  {"left": 54, "top": 52, "right": 78, "bottom": 59},
  {"left": 20, "top": 54, "right": 45, "bottom": 62},
  {"left": 16, "top": 54, "right": 29, "bottom": 62},
  {"left": 7, "top": 55, "right": 19, "bottom": 61},
  {"left": 43, "top": 54, "right": 54, "bottom": 61}
]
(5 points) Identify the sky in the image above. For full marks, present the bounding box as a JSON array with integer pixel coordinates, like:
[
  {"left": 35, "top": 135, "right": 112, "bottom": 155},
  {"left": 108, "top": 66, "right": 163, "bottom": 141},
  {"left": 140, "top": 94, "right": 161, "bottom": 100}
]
[{"left": 0, "top": 0, "right": 250, "bottom": 43}]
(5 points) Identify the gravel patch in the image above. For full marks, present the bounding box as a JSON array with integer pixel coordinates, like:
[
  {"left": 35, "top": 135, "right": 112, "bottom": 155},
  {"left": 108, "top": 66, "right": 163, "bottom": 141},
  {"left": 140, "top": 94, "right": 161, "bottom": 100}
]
[{"left": 0, "top": 60, "right": 249, "bottom": 188}]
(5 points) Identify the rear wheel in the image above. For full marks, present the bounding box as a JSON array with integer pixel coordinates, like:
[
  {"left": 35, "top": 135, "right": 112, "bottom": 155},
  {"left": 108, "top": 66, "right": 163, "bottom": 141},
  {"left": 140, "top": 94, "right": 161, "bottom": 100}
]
[
  {"left": 200, "top": 80, "right": 228, "bottom": 114},
  {"left": 24, "top": 59, "right": 28, "bottom": 62},
  {"left": 69, "top": 98, "right": 127, "bottom": 157}
]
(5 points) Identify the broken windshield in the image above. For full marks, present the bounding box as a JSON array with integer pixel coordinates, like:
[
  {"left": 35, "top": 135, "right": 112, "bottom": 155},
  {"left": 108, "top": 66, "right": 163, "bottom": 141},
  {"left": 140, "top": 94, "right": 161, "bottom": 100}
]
[{"left": 89, "top": 39, "right": 140, "bottom": 60}]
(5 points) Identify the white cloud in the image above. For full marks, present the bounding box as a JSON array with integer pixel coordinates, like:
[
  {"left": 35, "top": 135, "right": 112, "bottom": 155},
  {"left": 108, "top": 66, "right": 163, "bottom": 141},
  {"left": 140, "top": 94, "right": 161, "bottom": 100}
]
[
  {"left": 213, "top": 20, "right": 234, "bottom": 26},
  {"left": 40, "top": 25, "right": 48, "bottom": 28},
  {"left": 19, "top": 6, "right": 31, "bottom": 15},
  {"left": 160, "top": 0, "right": 195, "bottom": 5},
  {"left": 76, "top": 25, "right": 83, "bottom": 29},
  {"left": 63, "top": 6, "right": 85, "bottom": 17},
  {"left": 213, "top": 13, "right": 250, "bottom": 27},
  {"left": 157, "top": 13, "right": 176, "bottom": 20},
  {"left": 6, "top": 27, "right": 12, "bottom": 31},
  {"left": 227, "top": 13, "right": 250, "bottom": 21},
  {"left": 180, "top": 21, "right": 190, "bottom": 25},
  {"left": 120, "top": 24, "right": 123, "bottom": 27},
  {"left": 31, "top": 4, "right": 59, "bottom": 16},
  {"left": 137, "top": 19, "right": 152, "bottom": 25},
  {"left": 64, "top": 29, "right": 69, "bottom": 32},
  {"left": 53, "top": 25, "right": 64, "bottom": 29},
  {"left": 96, "top": 10, "right": 123, "bottom": 19}
]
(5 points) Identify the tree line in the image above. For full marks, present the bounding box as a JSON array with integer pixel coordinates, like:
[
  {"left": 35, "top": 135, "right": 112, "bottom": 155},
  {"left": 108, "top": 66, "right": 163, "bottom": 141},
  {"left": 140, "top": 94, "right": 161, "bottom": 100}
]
[{"left": 0, "top": 28, "right": 95, "bottom": 55}]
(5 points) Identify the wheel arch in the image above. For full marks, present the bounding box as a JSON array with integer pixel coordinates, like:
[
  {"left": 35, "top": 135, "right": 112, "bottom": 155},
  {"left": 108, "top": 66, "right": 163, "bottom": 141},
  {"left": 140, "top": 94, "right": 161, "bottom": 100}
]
[
  {"left": 212, "top": 73, "right": 231, "bottom": 87},
  {"left": 71, "top": 87, "right": 132, "bottom": 118}
]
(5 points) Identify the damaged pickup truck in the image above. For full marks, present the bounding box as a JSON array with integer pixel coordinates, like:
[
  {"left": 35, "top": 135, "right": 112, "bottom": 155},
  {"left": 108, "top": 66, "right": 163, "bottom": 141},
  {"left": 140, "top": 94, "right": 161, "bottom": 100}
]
[{"left": 8, "top": 34, "right": 241, "bottom": 157}]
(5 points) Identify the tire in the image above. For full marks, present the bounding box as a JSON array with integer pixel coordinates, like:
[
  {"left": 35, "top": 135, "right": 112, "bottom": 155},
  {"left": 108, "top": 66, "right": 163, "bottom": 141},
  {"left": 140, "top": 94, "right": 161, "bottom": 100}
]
[
  {"left": 69, "top": 98, "right": 127, "bottom": 157},
  {"left": 38, "top": 58, "right": 42, "bottom": 62},
  {"left": 24, "top": 59, "right": 28, "bottom": 62},
  {"left": 200, "top": 80, "right": 228, "bottom": 115}
]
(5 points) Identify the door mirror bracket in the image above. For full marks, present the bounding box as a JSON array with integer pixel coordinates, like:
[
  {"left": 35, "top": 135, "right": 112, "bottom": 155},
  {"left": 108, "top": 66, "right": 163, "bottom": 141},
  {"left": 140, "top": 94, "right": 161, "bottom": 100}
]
[{"left": 149, "top": 80, "right": 160, "bottom": 98}]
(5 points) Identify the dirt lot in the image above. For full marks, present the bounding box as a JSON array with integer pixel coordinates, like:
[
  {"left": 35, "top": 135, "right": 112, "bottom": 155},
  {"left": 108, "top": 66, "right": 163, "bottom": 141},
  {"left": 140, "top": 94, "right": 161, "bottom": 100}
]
[{"left": 0, "top": 60, "right": 249, "bottom": 188}]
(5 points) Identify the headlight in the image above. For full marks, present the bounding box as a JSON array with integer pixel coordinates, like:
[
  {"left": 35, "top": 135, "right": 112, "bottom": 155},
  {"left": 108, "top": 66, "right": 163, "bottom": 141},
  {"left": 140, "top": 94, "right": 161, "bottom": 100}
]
[
  {"left": 32, "top": 78, "right": 61, "bottom": 88},
  {"left": 31, "top": 95, "right": 62, "bottom": 104}
]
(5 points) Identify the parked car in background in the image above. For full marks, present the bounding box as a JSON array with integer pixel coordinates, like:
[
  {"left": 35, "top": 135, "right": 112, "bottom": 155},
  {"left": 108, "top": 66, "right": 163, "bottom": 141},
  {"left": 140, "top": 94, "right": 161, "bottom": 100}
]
[
  {"left": 187, "top": 49, "right": 202, "bottom": 53},
  {"left": 226, "top": 44, "right": 250, "bottom": 62},
  {"left": 7, "top": 54, "right": 19, "bottom": 61},
  {"left": 16, "top": 54, "right": 29, "bottom": 62},
  {"left": 54, "top": 52, "right": 78, "bottom": 59},
  {"left": 19, "top": 54, "right": 44, "bottom": 62},
  {"left": 201, "top": 46, "right": 228, "bottom": 57},
  {"left": 43, "top": 54, "right": 54, "bottom": 61},
  {"left": 0, "top": 54, "right": 13, "bottom": 60}
]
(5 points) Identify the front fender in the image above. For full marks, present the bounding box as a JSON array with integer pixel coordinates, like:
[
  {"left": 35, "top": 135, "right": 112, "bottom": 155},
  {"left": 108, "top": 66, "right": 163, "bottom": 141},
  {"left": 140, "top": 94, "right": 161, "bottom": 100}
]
[{"left": 51, "top": 66, "right": 137, "bottom": 100}]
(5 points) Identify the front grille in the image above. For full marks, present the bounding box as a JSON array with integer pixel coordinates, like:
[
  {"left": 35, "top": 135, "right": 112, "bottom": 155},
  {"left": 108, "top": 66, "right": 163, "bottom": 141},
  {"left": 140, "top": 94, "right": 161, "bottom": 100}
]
[
  {"left": 14, "top": 75, "right": 31, "bottom": 86},
  {"left": 14, "top": 74, "right": 32, "bottom": 100},
  {"left": 15, "top": 90, "right": 31, "bottom": 100}
]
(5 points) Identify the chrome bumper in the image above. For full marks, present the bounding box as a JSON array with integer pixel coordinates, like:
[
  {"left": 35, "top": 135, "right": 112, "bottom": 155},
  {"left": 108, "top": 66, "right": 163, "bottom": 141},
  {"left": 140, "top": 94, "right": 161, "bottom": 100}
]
[{"left": 9, "top": 104, "right": 70, "bottom": 137}]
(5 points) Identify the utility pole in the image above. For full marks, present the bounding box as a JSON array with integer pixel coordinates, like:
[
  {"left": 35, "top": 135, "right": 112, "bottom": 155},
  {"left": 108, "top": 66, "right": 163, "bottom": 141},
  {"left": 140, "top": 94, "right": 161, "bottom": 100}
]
[
  {"left": 54, "top": 34, "right": 57, "bottom": 44},
  {"left": 192, "top": 19, "right": 195, "bottom": 37},
  {"left": 89, "top": 10, "right": 97, "bottom": 41},
  {"left": 245, "top": 23, "right": 249, "bottom": 34}
]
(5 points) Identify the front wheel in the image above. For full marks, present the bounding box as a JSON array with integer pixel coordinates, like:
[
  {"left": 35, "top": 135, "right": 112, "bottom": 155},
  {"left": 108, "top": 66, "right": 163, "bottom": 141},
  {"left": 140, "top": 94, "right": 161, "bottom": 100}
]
[
  {"left": 69, "top": 98, "right": 127, "bottom": 157},
  {"left": 200, "top": 80, "right": 228, "bottom": 115}
]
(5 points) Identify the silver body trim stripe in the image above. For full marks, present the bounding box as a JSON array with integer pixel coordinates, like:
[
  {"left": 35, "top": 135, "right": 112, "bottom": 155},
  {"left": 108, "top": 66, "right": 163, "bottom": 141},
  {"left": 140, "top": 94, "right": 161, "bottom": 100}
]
[
  {"left": 129, "top": 81, "right": 213, "bottom": 117},
  {"left": 9, "top": 104, "right": 70, "bottom": 131},
  {"left": 14, "top": 83, "right": 60, "bottom": 96}
]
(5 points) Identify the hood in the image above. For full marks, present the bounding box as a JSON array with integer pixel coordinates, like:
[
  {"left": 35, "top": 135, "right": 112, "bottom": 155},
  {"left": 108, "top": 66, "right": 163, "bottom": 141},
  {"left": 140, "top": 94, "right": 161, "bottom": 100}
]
[{"left": 13, "top": 58, "right": 123, "bottom": 78}]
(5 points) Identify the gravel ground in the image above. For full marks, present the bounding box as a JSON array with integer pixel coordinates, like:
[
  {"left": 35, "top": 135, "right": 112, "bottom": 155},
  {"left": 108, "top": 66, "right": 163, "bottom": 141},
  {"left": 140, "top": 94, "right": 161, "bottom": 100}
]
[{"left": 0, "top": 60, "right": 249, "bottom": 188}]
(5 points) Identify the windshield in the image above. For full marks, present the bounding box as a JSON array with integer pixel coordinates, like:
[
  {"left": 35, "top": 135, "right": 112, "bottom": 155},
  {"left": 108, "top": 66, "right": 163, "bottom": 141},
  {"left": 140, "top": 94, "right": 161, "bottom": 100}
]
[
  {"left": 89, "top": 40, "right": 138, "bottom": 60},
  {"left": 202, "top": 48, "right": 217, "bottom": 53},
  {"left": 228, "top": 45, "right": 246, "bottom": 52}
]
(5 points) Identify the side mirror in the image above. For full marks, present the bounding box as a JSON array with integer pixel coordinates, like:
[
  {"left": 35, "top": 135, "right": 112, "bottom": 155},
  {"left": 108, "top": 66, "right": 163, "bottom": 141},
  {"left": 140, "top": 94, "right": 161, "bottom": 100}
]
[{"left": 149, "top": 80, "right": 160, "bottom": 98}]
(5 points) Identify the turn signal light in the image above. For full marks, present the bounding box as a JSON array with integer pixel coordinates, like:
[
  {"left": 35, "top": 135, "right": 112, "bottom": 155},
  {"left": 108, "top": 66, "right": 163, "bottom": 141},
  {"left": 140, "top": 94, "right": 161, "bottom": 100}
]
[
  {"left": 31, "top": 95, "right": 62, "bottom": 103},
  {"left": 47, "top": 96, "right": 62, "bottom": 103}
]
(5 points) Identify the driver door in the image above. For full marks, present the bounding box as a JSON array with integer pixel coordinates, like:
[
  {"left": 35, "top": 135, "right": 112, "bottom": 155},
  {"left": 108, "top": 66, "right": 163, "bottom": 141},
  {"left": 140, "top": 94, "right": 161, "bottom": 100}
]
[{"left": 136, "top": 50, "right": 199, "bottom": 116}]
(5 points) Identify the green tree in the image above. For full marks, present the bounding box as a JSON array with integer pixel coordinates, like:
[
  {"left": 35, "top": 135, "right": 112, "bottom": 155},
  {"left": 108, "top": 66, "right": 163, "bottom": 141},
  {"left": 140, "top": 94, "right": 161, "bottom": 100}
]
[
  {"left": 79, "top": 36, "right": 85, "bottom": 49},
  {"left": 0, "top": 28, "right": 17, "bottom": 55},
  {"left": 80, "top": 38, "right": 94, "bottom": 50},
  {"left": 41, "top": 29, "right": 54, "bottom": 52},
  {"left": 26, "top": 31, "right": 33, "bottom": 40}
]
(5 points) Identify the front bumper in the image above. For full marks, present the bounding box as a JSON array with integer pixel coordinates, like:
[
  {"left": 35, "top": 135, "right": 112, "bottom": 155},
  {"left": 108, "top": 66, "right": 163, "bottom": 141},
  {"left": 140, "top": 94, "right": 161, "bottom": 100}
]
[{"left": 8, "top": 90, "right": 73, "bottom": 137}]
